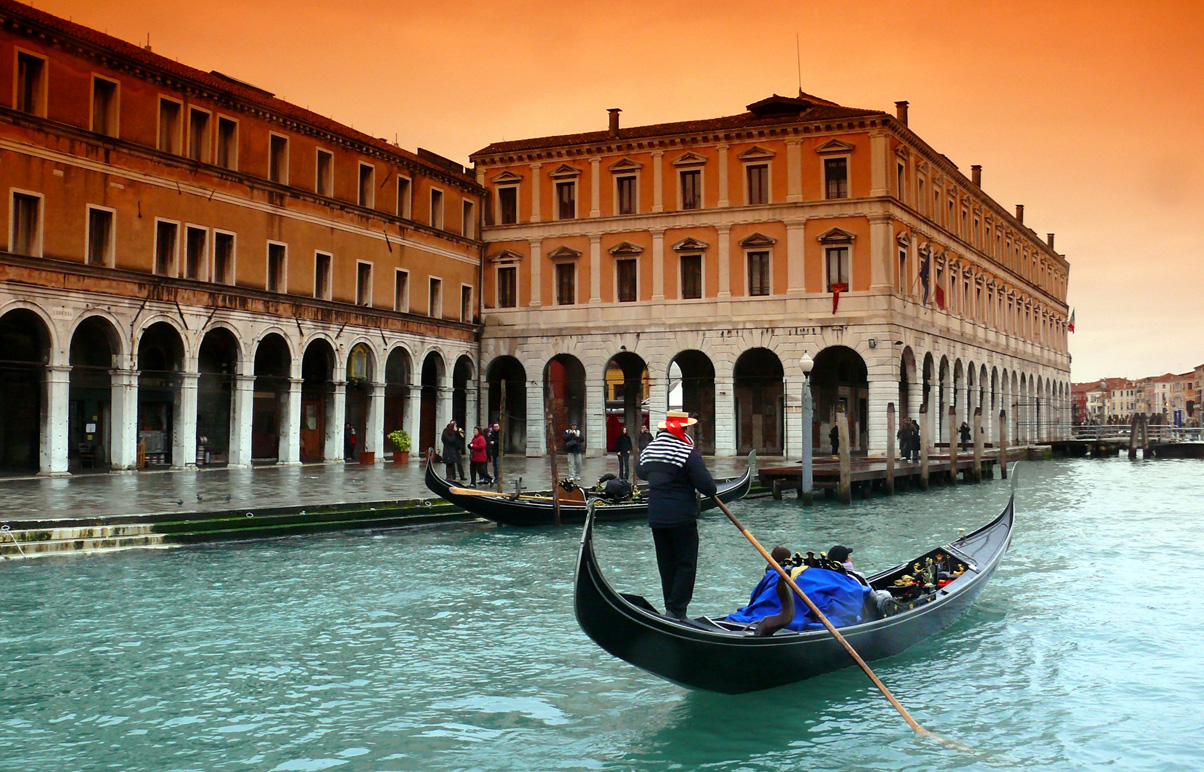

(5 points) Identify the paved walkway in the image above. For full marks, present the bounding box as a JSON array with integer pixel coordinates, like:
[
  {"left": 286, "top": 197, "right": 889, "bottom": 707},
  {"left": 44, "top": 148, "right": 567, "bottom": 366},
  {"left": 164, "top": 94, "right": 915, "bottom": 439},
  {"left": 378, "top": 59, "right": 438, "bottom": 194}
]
[{"left": 0, "top": 454, "right": 758, "bottom": 523}]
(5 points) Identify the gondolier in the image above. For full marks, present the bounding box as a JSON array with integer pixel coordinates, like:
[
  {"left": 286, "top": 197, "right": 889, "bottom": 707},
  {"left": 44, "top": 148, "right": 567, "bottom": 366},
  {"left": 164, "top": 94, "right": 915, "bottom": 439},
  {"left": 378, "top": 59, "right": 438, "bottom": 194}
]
[{"left": 637, "top": 410, "right": 717, "bottom": 620}]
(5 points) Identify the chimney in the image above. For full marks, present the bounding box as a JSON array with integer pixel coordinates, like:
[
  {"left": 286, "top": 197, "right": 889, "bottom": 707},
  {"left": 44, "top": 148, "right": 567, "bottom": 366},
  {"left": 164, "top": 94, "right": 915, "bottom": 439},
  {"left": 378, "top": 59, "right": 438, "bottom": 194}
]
[
  {"left": 607, "top": 108, "right": 621, "bottom": 138},
  {"left": 1015, "top": 204, "right": 1024, "bottom": 224},
  {"left": 895, "top": 100, "right": 909, "bottom": 126},
  {"left": 971, "top": 165, "right": 982, "bottom": 187},
  {"left": 1047, "top": 233, "right": 1055, "bottom": 249}
]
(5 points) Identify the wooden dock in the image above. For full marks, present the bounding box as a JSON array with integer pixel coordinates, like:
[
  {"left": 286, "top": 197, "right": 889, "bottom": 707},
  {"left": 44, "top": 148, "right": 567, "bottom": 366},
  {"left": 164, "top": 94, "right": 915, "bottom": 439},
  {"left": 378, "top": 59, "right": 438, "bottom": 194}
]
[{"left": 758, "top": 454, "right": 1002, "bottom": 499}]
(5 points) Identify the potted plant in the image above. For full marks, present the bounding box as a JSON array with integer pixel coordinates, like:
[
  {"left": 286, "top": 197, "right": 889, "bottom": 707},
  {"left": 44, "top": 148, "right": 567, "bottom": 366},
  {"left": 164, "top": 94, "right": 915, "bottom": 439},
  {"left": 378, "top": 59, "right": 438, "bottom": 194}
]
[{"left": 387, "top": 429, "right": 412, "bottom": 464}]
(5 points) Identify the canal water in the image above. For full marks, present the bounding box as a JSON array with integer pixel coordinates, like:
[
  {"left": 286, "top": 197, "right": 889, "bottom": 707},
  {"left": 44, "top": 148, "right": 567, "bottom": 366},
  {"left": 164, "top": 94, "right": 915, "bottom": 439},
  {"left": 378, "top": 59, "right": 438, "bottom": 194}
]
[{"left": 1, "top": 458, "right": 1201, "bottom": 772}]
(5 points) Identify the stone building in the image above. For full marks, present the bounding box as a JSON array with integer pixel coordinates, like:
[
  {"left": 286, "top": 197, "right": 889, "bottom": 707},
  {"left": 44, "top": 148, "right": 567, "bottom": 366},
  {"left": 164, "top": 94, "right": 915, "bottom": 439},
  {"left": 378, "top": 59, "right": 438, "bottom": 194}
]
[
  {"left": 0, "top": 1, "right": 484, "bottom": 476},
  {"left": 471, "top": 94, "right": 1073, "bottom": 458}
]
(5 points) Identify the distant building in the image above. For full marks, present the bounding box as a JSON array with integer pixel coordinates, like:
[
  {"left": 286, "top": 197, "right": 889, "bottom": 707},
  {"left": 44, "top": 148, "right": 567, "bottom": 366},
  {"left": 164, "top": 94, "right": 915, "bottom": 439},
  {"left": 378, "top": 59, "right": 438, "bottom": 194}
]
[
  {"left": 472, "top": 95, "right": 1072, "bottom": 457},
  {"left": 0, "top": 1, "right": 484, "bottom": 475}
]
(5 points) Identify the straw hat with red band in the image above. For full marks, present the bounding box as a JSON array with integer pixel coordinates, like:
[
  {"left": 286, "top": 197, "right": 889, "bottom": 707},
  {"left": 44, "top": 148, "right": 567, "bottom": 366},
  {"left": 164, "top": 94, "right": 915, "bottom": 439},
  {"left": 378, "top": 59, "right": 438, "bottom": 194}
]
[{"left": 657, "top": 410, "right": 698, "bottom": 429}]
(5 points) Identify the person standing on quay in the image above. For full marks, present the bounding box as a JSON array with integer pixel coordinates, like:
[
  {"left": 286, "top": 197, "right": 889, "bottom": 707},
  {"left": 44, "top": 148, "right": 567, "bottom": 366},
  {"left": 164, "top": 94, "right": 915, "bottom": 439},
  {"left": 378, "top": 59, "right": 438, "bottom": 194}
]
[
  {"left": 563, "top": 420, "right": 584, "bottom": 482},
  {"left": 637, "top": 410, "right": 717, "bottom": 621},
  {"left": 486, "top": 422, "right": 501, "bottom": 483},
  {"left": 469, "top": 426, "right": 492, "bottom": 487},
  {"left": 441, "top": 421, "right": 461, "bottom": 481},
  {"left": 614, "top": 425, "right": 633, "bottom": 481},
  {"left": 638, "top": 423, "right": 654, "bottom": 454}
]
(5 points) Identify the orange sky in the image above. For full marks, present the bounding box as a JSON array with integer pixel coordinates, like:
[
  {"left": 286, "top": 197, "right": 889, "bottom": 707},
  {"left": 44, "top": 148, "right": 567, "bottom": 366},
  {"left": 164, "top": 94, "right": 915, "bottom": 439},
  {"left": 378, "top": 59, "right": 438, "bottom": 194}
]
[{"left": 36, "top": 0, "right": 1204, "bottom": 382}]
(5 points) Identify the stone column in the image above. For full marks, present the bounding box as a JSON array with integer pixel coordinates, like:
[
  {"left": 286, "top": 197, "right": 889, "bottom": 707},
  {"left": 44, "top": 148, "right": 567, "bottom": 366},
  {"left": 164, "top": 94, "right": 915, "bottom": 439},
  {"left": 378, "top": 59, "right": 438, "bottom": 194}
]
[
  {"left": 405, "top": 379, "right": 423, "bottom": 457},
  {"left": 717, "top": 143, "right": 730, "bottom": 207},
  {"left": 585, "top": 361, "right": 605, "bottom": 459},
  {"left": 589, "top": 157, "right": 601, "bottom": 217},
  {"left": 714, "top": 372, "right": 736, "bottom": 457},
  {"left": 526, "top": 376, "right": 546, "bottom": 457},
  {"left": 869, "top": 212, "right": 893, "bottom": 290},
  {"left": 870, "top": 130, "right": 889, "bottom": 197},
  {"left": 228, "top": 374, "right": 255, "bottom": 468},
  {"left": 786, "top": 220, "right": 806, "bottom": 295},
  {"left": 325, "top": 381, "right": 347, "bottom": 462},
  {"left": 651, "top": 229, "right": 665, "bottom": 301},
  {"left": 436, "top": 385, "right": 453, "bottom": 436},
  {"left": 786, "top": 140, "right": 803, "bottom": 203},
  {"left": 174, "top": 371, "right": 199, "bottom": 469},
  {"left": 651, "top": 151, "right": 664, "bottom": 213},
  {"left": 280, "top": 377, "right": 302, "bottom": 465},
  {"left": 866, "top": 373, "right": 895, "bottom": 456},
  {"left": 109, "top": 368, "right": 139, "bottom": 471},
  {"left": 41, "top": 365, "right": 71, "bottom": 477},
  {"left": 589, "top": 234, "right": 602, "bottom": 304},
  {"left": 717, "top": 225, "right": 731, "bottom": 298},
  {"left": 365, "top": 381, "right": 385, "bottom": 463},
  {"left": 529, "top": 162, "right": 542, "bottom": 223},
  {"left": 528, "top": 239, "right": 542, "bottom": 308}
]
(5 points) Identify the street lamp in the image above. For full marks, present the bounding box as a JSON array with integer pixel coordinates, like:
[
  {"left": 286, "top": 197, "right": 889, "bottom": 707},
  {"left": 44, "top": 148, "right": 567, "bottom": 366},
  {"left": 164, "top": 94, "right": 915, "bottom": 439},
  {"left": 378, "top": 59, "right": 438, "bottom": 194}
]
[{"left": 800, "top": 352, "right": 814, "bottom": 506}]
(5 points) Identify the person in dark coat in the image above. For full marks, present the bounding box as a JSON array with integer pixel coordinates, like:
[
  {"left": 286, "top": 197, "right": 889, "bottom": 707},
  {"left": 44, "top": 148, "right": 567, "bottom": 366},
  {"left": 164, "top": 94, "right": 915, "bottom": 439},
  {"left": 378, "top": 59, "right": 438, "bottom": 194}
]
[
  {"left": 440, "top": 421, "right": 461, "bottom": 481},
  {"left": 563, "top": 421, "right": 584, "bottom": 482},
  {"left": 958, "top": 421, "right": 971, "bottom": 450},
  {"left": 636, "top": 410, "right": 717, "bottom": 621},
  {"left": 486, "top": 422, "right": 501, "bottom": 481},
  {"left": 829, "top": 424, "right": 840, "bottom": 456},
  {"left": 638, "top": 423, "right": 654, "bottom": 454},
  {"left": 614, "top": 425, "right": 633, "bottom": 481},
  {"left": 455, "top": 425, "right": 467, "bottom": 479}
]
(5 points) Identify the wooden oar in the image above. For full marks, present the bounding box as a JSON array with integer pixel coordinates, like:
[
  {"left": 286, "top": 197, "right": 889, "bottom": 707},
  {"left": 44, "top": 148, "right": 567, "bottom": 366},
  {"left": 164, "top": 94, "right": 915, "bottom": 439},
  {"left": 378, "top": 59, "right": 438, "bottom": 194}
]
[
  {"left": 711, "top": 496, "right": 942, "bottom": 742},
  {"left": 448, "top": 486, "right": 558, "bottom": 502}
]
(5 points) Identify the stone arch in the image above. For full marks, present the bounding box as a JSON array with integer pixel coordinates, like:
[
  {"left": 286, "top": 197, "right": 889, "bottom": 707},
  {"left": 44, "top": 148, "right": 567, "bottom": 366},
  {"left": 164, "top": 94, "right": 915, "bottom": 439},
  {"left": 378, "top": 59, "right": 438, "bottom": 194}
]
[
  {"left": 810, "top": 345, "right": 869, "bottom": 454},
  {"left": 419, "top": 350, "right": 447, "bottom": 455},
  {"left": 300, "top": 338, "right": 337, "bottom": 462},
  {"left": 734, "top": 347, "right": 784, "bottom": 455},
  {"left": 669, "top": 349, "right": 715, "bottom": 454},
  {"left": 453, "top": 355, "right": 475, "bottom": 431},
  {"left": 68, "top": 314, "right": 123, "bottom": 470},
  {"left": 899, "top": 346, "right": 918, "bottom": 421},
  {"left": 486, "top": 355, "right": 526, "bottom": 455},
  {"left": 0, "top": 307, "right": 53, "bottom": 473},
  {"left": 544, "top": 353, "right": 587, "bottom": 448},
  {"left": 252, "top": 332, "right": 292, "bottom": 462},
  {"left": 384, "top": 345, "right": 414, "bottom": 453},
  {"left": 603, "top": 351, "right": 649, "bottom": 453},
  {"left": 343, "top": 341, "right": 377, "bottom": 462},
  {"left": 197, "top": 326, "right": 241, "bottom": 465},
  {"left": 136, "top": 321, "right": 186, "bottom": 467}
]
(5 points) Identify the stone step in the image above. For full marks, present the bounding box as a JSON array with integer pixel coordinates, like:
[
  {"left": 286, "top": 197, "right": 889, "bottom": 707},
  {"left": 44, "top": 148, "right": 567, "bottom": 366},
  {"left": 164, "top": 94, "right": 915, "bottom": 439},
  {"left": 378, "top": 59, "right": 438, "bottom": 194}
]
[{"left": 0, "top": 532, "right": 169, "bottom": 559}]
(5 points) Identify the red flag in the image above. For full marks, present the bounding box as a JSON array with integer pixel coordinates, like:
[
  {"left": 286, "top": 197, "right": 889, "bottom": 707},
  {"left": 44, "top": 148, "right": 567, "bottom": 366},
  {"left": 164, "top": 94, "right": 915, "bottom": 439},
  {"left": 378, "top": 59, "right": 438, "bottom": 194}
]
[
  {"left": 934, "top": 284, "right": 946, "bottom": 310},
  {"left": 831, "top": 283, "right": 847, "bottom": 314},
  {"left": 1068, "top": 309, "right": 1075, "bottom": 333}
]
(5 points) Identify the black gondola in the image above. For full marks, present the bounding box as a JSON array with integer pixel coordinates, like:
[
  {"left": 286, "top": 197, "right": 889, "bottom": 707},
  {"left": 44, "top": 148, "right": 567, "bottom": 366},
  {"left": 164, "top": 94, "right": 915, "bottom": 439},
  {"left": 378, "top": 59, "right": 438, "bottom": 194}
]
[
  {"left": 424, "top": 450, "right": 755, "bottom": 527},
  {"left": 574, "top": 493, "right": 1014, "bottom": 693}
]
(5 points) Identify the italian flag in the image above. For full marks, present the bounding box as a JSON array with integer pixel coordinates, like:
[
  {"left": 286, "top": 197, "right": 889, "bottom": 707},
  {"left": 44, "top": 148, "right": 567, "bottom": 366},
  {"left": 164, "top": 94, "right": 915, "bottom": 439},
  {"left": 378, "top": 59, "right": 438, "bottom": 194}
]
[{"left": 1069, "top": 309, "right": 1075, "bottom": 333}]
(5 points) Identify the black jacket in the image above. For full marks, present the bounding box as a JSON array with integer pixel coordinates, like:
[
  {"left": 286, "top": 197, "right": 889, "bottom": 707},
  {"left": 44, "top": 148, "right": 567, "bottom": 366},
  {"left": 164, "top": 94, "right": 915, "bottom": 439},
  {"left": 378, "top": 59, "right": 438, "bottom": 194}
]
[
  {"left": 614, "top": 432, "right": 633, "bottom": 453},
  {"left": 563, "top": 429, "right": 584, "bottom": 454},
  {"left": 636, "top": 431, "right": 717, "bottom": 527}
]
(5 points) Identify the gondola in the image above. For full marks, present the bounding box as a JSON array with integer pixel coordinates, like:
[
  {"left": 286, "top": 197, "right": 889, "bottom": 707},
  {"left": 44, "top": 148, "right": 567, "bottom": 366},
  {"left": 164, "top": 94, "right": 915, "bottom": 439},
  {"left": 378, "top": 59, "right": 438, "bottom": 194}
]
[
  {"left": 574, "top": 493, "right": 1014, "bottom": 693},
  {"left": 424, "top": 450, "right": 754, "bottom": 527}
]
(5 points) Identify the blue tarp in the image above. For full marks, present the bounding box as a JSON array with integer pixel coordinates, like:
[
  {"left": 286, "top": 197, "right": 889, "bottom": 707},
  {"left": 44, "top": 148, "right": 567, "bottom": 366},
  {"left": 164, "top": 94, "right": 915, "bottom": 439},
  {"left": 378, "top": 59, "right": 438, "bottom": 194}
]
[{"left": 725, "top": 566, "right": 872, "bottom": 631}]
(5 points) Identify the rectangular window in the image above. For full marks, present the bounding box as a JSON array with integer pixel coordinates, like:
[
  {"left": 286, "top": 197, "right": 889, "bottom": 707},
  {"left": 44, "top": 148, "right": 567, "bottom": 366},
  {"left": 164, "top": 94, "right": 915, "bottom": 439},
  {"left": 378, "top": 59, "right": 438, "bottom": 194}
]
[
  {"left": 316, "top": 150, "right": 334, "bottom": 197},
  {"left": 898, "top": 248, "right": 908, "bottom": 294},
  {"left": 897, "top": 163, "right": 905, "bottom": 200},
  {"left": 397, "top": 176, "right": 412, "bottom": 218},
  {"left": 429, "top": 277, "right": 442, "bottom": 317},
  {"left": 356, "top": 262, "right": 372, "bottom": 306},
  {"left": 680, "top": 169, "right": 701, "bottom": 210},
  {"left": 680, "top": 254, "right": 702, "bottom": 299},
  {"left": 462, "top": 199, "right": 475, "bottom": 238},
  {"left": 154, "top": 220, "right": 178, "bottom": 276},
  {"left": 212, "top": 231, "right": 234, "bottom": 285},
  {"left": 746, "top": 164, "right": 768, "bottom": 205},
  {"left": 216, "top": 117, "right": 238, "bottom": 170},
  {"left": 824, "top": 158, "right": 848, "bottom": 199},
  {"left": 617, "top": 175, "right": 637, "bottom": 215},
  {"left": 358, "top": 163, "right": 374, "bottom": 208},
  {"left": 184, "top": 226, "right": 207, "bottom": 281},
  {"left": 616, "top": 258, "right": 637, "bottom": 302},
  {"left": 314, "top": 251, "right": 332, "bottom": 300},
  {"left": 15, "top": 52, "right": 46, "bottom": 116},
  {"left": 158, "top": 98, "right": 181, "bottom": 153},
  {"left": 555, "top": 263, "right": 575, "bottom": 305},
  {"left": 497, "top": 266, "right": 517, "bottom": 308},
  {"left": 747, "top": 251, "right": 770, "bottom": 296},
  {"left": 461, "top": 285, "right": 473, "bottom": 322},
  {"left": 11, "top": 192, "right": 40, "bottom": 256},
  {"left": 825, "top": 246, "right": 849, "bottom": 291},
  {"left": 555, "top": 181, "right": 576, "bottom": 220},
  {"left": 269, "top": 134, "right": 288, "bottom": 184},
  {"left": 430, "top": 188, "right": 444, "bottom": 229},
  {"left": 91, "top": 76, "right": 118, "bottom": 137},
  {"left": 498, "top": 186, "right": 517, "bottom": 224},
  {"left": 267, "top": 242, "right": 286, "bottom": 292},
  {"left": 86, "top": 207, "right": 114, "bottom": 266},
  {"left": 187, "top": 107, "right": 210, "bottom": 163},
  {"left": 394, "top": 269, "right": 409, "bottom": 312}
]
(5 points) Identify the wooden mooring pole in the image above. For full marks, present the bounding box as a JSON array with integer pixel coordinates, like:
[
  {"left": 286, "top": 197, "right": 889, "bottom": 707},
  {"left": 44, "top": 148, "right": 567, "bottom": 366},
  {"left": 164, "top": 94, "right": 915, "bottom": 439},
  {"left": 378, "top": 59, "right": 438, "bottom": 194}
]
[
  {"left": 948, "top": 405, "right": 959, "bottom": 484},
  {"left": 919, "top": 406, "right": 930, "bottom": 490},
  {"left": 973, "top": 406, "right": 983, "bottom": 483},
  {"left": 837, "top": 412, "right": 851, "bottom": 504},
  {"left": 998, "top": 409, "right": 1008, "bottom": 479},
  {"left": 885, "top": 403, "right": 896, "bottom": 496}
]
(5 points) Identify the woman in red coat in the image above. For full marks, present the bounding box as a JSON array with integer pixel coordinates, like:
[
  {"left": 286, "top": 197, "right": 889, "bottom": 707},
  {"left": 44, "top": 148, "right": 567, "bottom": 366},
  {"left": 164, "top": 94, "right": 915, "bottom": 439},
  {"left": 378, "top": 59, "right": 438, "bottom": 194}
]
[{"left": 469, "top": 426, "right": 493, "bottom": 487}]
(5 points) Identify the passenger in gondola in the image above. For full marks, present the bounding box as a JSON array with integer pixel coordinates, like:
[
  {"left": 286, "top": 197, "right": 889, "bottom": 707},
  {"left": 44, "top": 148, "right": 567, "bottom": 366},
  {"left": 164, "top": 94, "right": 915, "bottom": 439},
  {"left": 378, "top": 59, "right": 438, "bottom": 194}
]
[
  {"left": 725, "top": 546, "right": 873, "bottom": 632},
  {"left": 827, "top": 545, "right": 869, "bottom": 586},
  {"left": 637, "top": 410, "right": 717, "bottom": 621}
]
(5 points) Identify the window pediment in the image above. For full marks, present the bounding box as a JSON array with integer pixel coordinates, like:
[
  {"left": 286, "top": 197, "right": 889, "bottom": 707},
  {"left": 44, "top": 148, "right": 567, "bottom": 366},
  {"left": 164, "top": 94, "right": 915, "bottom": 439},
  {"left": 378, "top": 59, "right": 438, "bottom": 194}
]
[
  {"left": 896, "top": 232, "right": 912, "bottom": 247},
  {"left": 608, "top": 241, "right": 644, "bottom": 257},
  {"left": 895, "top": 146, "right": 911, "bottom": 160},
  {"left": 817, "top": 227, "right": 856, "bottom": 245},
  {"left": 547, "top": 245, "right": 582, "bottom": 261},
  {"left": 491, "top": 170, "right": 523, "bottom": 185},
  {"left": 672, "top": 236, "right": 709, "bottom": 252},
  {"left": 815, "top": 138, "right": 855, "bottom": 155},
  {"left": 917, "top": 242, "right": 933, "bottom": 257},
  {"left": 489, "top": 249, "right": 524, "bottom": 264},
  {"left": 738, "top": 232, "right": 777, "bottom": 248},
  {"left": 916, "top": 160, "right": 929, "bottom": 174},
  {"left": 671, "top": 151, "right": 708, "bottom": 167},
  {"left": 608, "top": 157, "right": 643, "bottom": 173},
  {"left": 548, "top": 163, "right": 582, "bottom": 179},
  {"left": 737, "top": 145, "right": 775, "bottom": 161}
]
